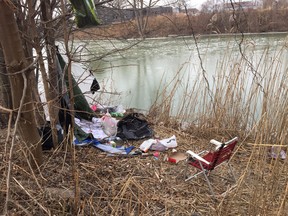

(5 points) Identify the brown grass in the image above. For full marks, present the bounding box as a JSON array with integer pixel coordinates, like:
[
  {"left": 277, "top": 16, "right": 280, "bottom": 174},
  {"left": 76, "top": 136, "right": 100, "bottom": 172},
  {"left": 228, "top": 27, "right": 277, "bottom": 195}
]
[
  {"left": 0, "top": 112, "right": 287, "bottom": 215},
  {"left": 2, "top": 8, "right": 288, "bottom": 215},
  {"left": 71, "top": 8, "right": 288, "bottom": 40}
]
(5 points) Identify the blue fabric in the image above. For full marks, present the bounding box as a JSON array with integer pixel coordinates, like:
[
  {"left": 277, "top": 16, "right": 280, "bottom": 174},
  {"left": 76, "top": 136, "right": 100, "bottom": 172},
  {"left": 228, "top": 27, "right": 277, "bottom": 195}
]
[
  {"left": 74, "top": 137, "right": 101, "bottom": 146},
  {"left": 74, "top": 138, "right": 134, "bottom": 155}
]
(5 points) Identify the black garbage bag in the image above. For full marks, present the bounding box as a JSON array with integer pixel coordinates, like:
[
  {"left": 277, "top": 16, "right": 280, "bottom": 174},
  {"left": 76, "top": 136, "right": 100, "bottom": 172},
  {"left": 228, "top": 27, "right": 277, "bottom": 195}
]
[
  {"left": 38, "top": 123, "right": 63, "bottom": 150},
  {"left": 117, "top": 113, "right": 153, "bottom": 140}
]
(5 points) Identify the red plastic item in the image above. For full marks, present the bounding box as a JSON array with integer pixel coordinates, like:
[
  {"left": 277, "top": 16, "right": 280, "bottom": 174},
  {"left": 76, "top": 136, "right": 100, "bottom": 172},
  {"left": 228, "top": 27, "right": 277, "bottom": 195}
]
[{"left": 168, "top": 157, "right": 176, "bottom": 163}]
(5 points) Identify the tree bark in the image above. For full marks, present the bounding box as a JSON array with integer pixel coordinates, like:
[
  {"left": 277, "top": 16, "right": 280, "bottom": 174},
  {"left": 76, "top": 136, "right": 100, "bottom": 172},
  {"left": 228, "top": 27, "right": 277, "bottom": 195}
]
[
  {"left": 0, "top": 45, "right": 12, "bottom": 128},
  {"left": 40, "top": 0, "right": 60, "bottom": 147},
  {"left": 0, "top": 1, "right": 42, "bottom": 166},
  {"left": 15, "top": 0, "right": 46, "bottom": 127}
]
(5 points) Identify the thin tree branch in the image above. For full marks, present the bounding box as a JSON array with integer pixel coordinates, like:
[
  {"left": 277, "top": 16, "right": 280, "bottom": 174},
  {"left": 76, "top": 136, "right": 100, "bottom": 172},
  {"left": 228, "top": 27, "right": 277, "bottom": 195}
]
[
  {"left": 95, "top": 0, "right": 114, "bottom": 6},
  {"left": 13, "top": 177, "right": 50, "bottom": 215},
  {"left": 0, "top": 55, "right": 39, "bottom": 76},
  {"left": 3, "top": 72, "right": 28, "bottom": 215},
  {"left": 0, "top": 105, "right": 12, "bottom": 113}
]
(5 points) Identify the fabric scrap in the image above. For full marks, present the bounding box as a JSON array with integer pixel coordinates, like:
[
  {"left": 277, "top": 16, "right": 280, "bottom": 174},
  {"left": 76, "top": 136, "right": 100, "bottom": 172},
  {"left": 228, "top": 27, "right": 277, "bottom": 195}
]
[{"left": 74, "top": 138, "right": 134, "bottom": 155}]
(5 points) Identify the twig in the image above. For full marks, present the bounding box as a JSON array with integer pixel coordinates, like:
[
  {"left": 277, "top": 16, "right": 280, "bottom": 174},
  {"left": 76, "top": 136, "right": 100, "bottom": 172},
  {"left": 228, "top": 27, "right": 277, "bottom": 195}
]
[
  {"left": 19, "top": 146, "right": 44, "bottom": 190},
  {"left": 2, "top": 55, "right": 39, "bottom": 76},
  {"left": 13, "top": 177, "right": 51, "bottom": 215},
  {"left": 3, "top": 72, "right": 28, "bottom": 215},
  {"left": 8, "top": 199, "right": 33, "bottom": 216},
  {"left": 277, "top": 180, "right": 288, "bottom": 216},
  {"left": 4, "top": 111, "right": 13, "bottom": 157},
  {"left": 247, "top": 143, "right": 287, "bottom": 147},
  {"left": 0, "top": 105, "right": 12, "bottom": 113}
]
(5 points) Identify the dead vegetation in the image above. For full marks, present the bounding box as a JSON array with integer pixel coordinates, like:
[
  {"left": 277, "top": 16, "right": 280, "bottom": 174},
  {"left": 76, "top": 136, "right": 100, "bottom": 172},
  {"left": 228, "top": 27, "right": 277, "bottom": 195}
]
[
  {"left": 71, "top": 8, "right": 288, "bottom": 40},
  {"left": 1, "top": 33, "right": 288, "bottom": 215},
  {"left": 1, "top": 36, "right": 288, "bottom": 215},
  {"left": 0, "top": 122, "right": 287, "bottom": 215},
  {"left": 1, "top": 1, "right": 288, "bottom": 215}
]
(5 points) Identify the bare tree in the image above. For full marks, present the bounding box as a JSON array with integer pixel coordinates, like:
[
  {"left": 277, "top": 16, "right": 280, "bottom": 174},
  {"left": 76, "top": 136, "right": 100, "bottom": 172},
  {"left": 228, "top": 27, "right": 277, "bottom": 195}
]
[
  {"left": 0, "top": 1, "right": 42, "bottom": 166},
  {"left": 127, "top": 0, "right": 160, "bottom": 38},
  {"left": 201, "top": 0, "right": 215, "bottom": 12}
]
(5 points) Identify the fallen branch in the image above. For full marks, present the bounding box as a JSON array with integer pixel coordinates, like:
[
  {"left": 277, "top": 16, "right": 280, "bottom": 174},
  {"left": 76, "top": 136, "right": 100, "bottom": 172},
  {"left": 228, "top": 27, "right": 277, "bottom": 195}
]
[{"left": 247, "top": 143, "right": 288, "bottom": 147}]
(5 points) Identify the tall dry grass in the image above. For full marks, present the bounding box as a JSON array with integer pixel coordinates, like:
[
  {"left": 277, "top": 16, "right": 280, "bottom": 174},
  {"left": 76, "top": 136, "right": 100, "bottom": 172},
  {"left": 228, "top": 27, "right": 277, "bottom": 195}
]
[
  {"left": 148, "top": 35, "right": 288, "bottom": 215},
  {"left": 1, "top": 45, "right": 287, "bottom": 215},
  {"left": 2, "top": 26, "right": 288, "bottom": 216}
]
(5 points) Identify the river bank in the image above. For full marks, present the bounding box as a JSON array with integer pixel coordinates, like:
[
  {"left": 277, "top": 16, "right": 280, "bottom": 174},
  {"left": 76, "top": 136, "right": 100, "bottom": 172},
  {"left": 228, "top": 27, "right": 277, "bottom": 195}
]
[
  {"left": 71, "top": 9, "right": 288, "bottom": 40},
  {"left": 1, "top": 123, "right": 287, "bottom": 215}
]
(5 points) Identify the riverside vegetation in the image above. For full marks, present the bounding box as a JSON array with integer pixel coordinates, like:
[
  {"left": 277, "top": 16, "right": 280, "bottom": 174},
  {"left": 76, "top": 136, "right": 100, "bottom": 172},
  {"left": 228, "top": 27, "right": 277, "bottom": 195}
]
[
  {"left": 1, "top": 7, "right": 288, "bottom": 216},
  {"left": 72, "top": 8, "right": 288, "bottom": 39}
]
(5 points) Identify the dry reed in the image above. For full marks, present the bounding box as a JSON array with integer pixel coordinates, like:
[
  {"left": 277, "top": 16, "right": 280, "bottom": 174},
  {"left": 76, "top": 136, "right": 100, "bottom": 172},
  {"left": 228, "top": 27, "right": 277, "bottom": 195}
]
[{"left": 1, "top": 35, "right": 288, "bottom": 215}]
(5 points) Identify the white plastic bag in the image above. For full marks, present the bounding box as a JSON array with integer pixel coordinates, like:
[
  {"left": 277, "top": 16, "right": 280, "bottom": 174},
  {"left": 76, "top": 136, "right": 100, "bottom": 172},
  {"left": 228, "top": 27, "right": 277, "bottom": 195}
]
[
  {"left": 159, "top": 135, "right": 177, "bottom": 148},
  {"left": 140, "top": 135, "right": 177, "bottom": 152},
  {"left": 101, "top": 111, "right": 118, "bottom": 137},
  {"left": 139, "top": 139, "right": 156, "bottom": 152}
]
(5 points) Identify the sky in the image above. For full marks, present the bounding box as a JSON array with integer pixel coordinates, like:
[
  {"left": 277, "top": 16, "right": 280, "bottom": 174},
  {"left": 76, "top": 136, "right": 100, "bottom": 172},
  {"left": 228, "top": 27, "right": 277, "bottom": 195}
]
[
  {"left": 188, "top": 0, "right": 238, "bottom": 9},
  {"left": 189, "top": 0, "right": 207, "bottom": 9},
  {"left": 159, "top": 0, "right": 251, "bottom": 9},
  {"left": 159, "top": 0, "right": 208, "bottom": 9}
]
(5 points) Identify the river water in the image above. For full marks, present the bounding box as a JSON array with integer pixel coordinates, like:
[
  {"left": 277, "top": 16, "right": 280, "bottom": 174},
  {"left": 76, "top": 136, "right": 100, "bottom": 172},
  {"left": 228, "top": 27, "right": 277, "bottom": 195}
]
[{"left": 70, "top": 33, "right": 288, "bottom": 115}]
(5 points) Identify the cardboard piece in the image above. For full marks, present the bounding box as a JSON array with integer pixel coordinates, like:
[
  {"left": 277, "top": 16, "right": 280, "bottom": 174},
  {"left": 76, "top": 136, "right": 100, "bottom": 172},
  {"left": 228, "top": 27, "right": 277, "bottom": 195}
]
[{"left": 168, "top": 152, "right": 187, "bottom": 163}]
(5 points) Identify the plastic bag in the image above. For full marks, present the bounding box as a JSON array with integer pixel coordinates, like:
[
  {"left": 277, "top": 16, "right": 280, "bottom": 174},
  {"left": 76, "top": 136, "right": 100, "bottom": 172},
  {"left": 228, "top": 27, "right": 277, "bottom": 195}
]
[
  {"left": 150, "top": 141, "right": 167, "bottom": 151},
  {"left": 139, "top": 139, "right": 156, "bottom": 152},
  {"left": 159, "top": 135, "right": 177, "bottom": 148},
  {"left": 101, "top": 111, "right": 118, "bottom": 137},
  {"left": 117, "top": 113, "right": 153, "bottom": 140},
  {"left": 139, "top": 135, "right": 177, "bottom": 152}
]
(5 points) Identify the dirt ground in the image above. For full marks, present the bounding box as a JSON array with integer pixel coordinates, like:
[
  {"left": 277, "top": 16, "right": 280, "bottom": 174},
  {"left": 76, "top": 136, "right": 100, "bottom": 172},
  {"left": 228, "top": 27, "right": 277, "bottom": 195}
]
[{"left": 1, "top": 123, "right": 287, "bottom": 215}]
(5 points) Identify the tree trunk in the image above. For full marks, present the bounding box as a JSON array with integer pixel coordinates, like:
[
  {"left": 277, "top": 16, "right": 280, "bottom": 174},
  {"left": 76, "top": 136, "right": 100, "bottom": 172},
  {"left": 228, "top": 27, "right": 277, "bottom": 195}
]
[
  {"left": 0, "top": 1, "right": 42, "bottom": 166},
  {"left": 130, "top": 0, "right": 151, "bottom": 38},
  {"left": 40, "top": 0, "right": 60, "bottom": 147},
  {"left": 15, "top": 0, "right": 46, "bottom": 127},
  {"left": 0, "top": 45, "right": 12, "bottom": 128}
]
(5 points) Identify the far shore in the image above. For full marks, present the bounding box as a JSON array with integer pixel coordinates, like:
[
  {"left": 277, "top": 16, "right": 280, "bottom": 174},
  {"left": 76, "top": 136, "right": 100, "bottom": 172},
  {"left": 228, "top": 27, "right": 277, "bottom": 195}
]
[{"left": 71, "top": 29, "right": 288, "bottom": 41}]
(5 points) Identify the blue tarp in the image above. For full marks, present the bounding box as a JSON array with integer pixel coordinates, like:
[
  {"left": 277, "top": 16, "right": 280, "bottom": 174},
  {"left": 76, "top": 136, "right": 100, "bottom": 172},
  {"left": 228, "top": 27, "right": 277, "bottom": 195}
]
[{"left": 74, "top": 138, "right": 135, "bottom": 155}]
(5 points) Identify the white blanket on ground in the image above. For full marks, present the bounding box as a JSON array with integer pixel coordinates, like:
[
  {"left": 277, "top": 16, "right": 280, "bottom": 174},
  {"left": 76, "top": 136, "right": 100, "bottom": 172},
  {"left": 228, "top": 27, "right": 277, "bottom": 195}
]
[{"left": 75, "top": 118, "right": 108, "bottom": 140}]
